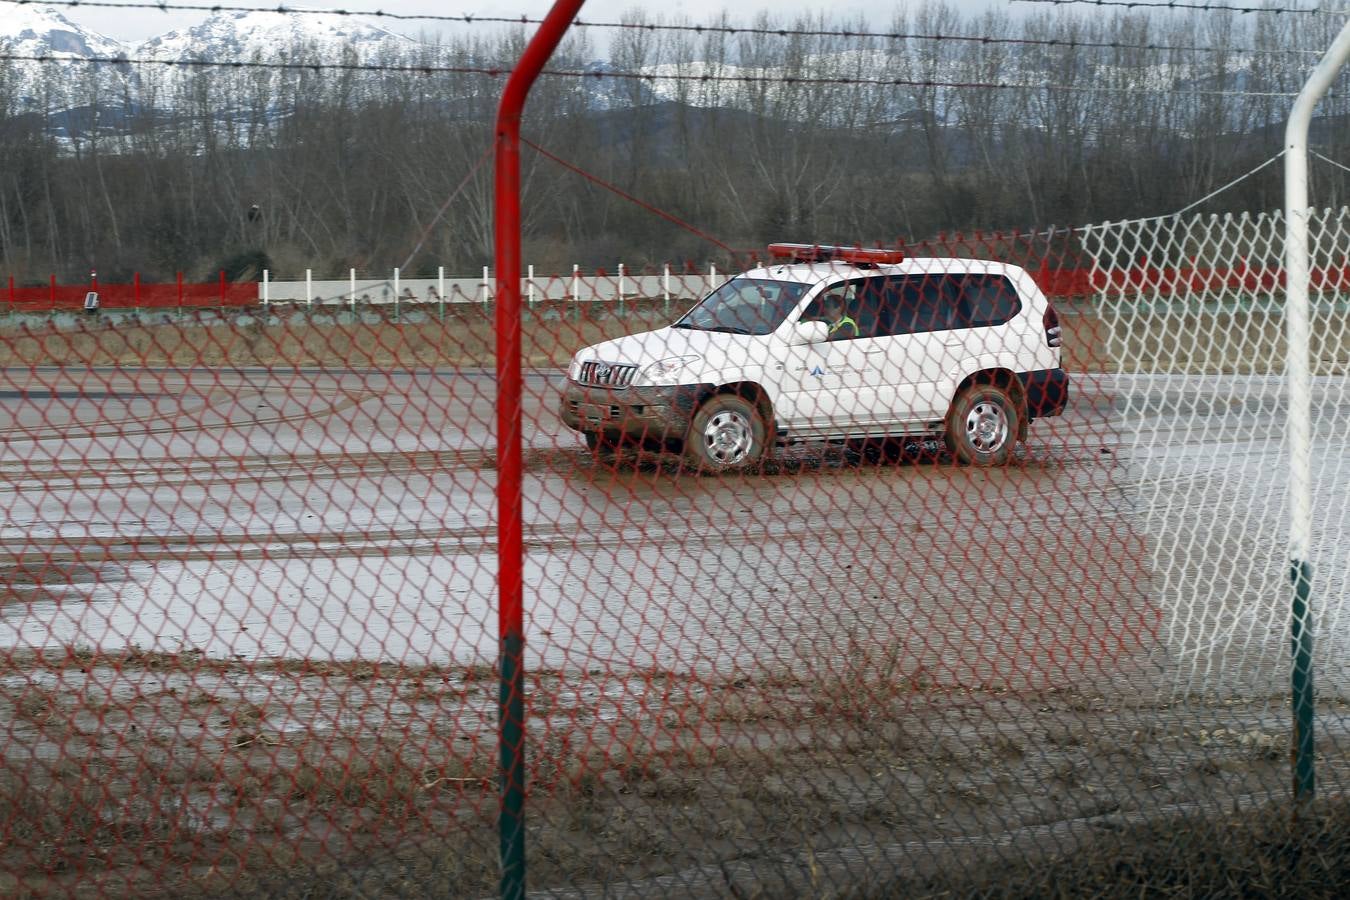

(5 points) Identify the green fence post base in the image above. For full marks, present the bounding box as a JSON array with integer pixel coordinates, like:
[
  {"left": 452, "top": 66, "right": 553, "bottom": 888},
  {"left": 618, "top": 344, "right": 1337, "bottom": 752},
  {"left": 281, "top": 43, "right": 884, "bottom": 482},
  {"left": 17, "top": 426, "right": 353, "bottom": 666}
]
[
  {"left": 1290, "top": 559, "right": 1315, "bottom": 802},
  {"left": 499, "top": 632, "right": 527, "bottom": 899}
]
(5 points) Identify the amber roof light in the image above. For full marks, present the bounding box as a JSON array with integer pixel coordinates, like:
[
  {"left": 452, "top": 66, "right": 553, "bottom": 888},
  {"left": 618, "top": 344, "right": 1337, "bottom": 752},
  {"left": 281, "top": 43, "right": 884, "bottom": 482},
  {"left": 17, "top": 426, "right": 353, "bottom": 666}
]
[{"left": 766, "top": 243, "right": 906, "bottom": 266}]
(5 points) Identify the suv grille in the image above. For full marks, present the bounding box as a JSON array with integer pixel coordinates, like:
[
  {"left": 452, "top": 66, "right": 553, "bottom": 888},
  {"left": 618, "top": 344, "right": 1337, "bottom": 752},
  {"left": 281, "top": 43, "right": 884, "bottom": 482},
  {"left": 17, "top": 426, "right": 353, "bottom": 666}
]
[{"left": 578, "top": 361, "right": 638, "bottom": 388}]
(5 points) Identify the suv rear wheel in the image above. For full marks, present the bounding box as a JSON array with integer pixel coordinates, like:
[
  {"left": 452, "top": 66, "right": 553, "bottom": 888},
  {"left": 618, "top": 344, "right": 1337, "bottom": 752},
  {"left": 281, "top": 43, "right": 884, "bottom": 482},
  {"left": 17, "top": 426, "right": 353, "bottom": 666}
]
[
  {"left": 945, "top": 383, "right": 1020, "bottom": 466},
  {"left": 684, "top": 395, "right": 766, "bottom": 472}
]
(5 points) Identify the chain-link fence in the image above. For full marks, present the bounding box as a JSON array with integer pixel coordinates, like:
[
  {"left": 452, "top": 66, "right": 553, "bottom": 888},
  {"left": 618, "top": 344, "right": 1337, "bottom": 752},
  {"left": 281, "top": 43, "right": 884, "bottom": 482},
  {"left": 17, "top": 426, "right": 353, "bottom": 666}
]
[{"left": 1, "top": 219, "right": 1346, "bottom": 897}]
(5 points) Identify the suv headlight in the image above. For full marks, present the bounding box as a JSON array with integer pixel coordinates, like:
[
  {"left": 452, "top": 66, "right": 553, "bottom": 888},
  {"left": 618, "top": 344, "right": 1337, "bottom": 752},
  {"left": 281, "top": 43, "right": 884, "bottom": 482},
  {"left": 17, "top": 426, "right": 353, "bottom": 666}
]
[
  {"left": 636, "top": 355, "right": 700, "bottom": 386},
  {"left": 567, "top": 354, "right": 584, "bottom": 382}
]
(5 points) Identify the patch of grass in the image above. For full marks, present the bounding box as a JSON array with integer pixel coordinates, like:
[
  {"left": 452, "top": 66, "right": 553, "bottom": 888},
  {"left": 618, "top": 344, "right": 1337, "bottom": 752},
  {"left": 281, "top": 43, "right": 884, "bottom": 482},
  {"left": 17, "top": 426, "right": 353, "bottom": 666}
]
[{"left": 808, "top": 642, "right": 932, "bottom": 725}]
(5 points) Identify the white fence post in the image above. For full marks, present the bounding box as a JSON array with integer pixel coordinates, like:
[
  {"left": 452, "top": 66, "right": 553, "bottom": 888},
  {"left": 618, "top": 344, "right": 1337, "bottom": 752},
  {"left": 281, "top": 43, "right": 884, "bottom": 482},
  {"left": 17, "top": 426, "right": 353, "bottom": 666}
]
[
  {"left": 527, "top": 264, "right": 535, "bottom": 309},
  {"left": 262, "top": 269, "right": 270, "bottom": 308},
  {"left": 394, "top": 267, "right": 401, "bottom": 319},
  {"left": 482, "top": 266, "right": 491, "bottom": 307},
  {"left": 1283, "top": 14, "right": 1350, "bottom": 803},
  {"left": 572, "top": 264, "right": 580, "bottom": 320},
  {"left": 305, "top": 269, "right": 312, "bottom": 308},
  {"left": 663, "top": 263, "right": 670, "bottom": 315},
  {"left": 438, "top": 265, "right": 445, "bottom": 320},
  {"left": 709, "top": 263, "right": 717, "bottom": 295},
  {"left": 350, "top": 268, "right": 357, "bottom": 313}
]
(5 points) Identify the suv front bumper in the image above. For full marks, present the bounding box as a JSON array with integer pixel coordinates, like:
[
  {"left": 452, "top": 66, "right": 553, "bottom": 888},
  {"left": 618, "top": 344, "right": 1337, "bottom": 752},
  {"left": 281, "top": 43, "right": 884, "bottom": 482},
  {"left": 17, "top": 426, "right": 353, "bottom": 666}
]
[{"left": 559, "top": 381, "right": 710, "bottom": 445}]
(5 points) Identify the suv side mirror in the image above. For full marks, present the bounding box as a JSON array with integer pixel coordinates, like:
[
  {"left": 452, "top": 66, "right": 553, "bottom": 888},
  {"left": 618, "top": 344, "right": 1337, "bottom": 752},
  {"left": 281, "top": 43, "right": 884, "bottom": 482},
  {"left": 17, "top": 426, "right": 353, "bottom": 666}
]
[{"left": 791, "top": 320, "right": 829, "bottom": 345}]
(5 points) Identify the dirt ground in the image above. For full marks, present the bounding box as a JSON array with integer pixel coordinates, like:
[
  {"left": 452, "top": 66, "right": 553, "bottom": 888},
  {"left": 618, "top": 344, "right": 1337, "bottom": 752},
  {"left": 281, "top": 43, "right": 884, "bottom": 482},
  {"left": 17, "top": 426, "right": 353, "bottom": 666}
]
[{"left": 1, "top": 647, "right": 1345, "bottom": 898}]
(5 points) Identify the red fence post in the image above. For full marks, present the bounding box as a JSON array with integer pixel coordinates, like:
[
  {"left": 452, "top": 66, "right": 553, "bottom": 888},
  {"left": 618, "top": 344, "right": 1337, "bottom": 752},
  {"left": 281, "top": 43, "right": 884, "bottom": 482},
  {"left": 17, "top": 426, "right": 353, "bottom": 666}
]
[
  {"left": 494, "top": 3, "right": 586, "bottom": 897},
  {"left": 177, "top": 272, "right": 183, "bottom": 307}
]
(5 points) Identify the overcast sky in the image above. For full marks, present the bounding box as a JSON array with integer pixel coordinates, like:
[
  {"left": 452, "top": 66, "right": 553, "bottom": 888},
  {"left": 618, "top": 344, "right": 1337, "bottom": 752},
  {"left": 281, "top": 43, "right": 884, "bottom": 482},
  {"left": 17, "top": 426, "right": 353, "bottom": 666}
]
[{"left": 56, "top": 0, "right": 1014, "bottom": 44}]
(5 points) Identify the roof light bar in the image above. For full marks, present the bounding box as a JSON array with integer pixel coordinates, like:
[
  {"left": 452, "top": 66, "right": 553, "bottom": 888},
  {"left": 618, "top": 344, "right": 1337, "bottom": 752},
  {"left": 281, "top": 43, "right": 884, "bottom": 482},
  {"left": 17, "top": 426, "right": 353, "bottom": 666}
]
[{"left": 767, "top": 243, "right": 906, "bottom": 266}]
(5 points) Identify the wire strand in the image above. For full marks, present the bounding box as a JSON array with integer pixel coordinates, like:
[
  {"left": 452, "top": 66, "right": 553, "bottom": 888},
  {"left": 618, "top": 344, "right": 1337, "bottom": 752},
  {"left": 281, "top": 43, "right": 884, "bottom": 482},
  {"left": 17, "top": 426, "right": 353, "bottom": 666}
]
[
  {"left": 1010, "top": 0, "right": 1332, "bottom": 14},
  {"left": 1312, "top": 150, "right": 1350, "bottom": 176},
  {"left": 1170, "top": 150, "right": 1285, "bottom": 216},
  {"left": 399, "top": 144, "right": 493, "bottom": 274},
  {"left": 522, "top": 137, "right": 734, "bottom": 254},
  {"left": 0, "top": 52, "right": 1316, "bottom": 98},
  {"left": 0, "top": 0, "right": 1328, "bottom": 59}
]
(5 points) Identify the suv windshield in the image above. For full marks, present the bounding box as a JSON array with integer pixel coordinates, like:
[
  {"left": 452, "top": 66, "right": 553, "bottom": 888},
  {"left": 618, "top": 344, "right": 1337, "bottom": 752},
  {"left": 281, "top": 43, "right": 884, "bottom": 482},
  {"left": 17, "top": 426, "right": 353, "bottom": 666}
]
[{"left": 673, "top": 278, "right": 811, "bottom": 336}]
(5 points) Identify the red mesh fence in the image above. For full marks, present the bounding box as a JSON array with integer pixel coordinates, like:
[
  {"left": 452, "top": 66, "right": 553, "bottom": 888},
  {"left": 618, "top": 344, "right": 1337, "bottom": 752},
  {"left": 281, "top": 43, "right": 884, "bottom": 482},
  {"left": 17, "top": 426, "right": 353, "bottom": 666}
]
[
  {"left": 5, "top": 275, "right": 257, "bottom": 311},
  {"left": 0, "top": 228, "right": 1345, "bottom": 898}
]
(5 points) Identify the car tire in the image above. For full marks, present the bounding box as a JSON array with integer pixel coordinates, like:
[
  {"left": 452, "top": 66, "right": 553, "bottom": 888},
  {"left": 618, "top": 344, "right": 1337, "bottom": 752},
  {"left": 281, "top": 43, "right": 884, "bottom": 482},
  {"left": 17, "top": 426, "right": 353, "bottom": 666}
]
[
  {"left": 683, "top": 394, "right": 767, "bottom": 472},
  {"left": 945, "top": 383, "right": 1020, "bottom": 466}
]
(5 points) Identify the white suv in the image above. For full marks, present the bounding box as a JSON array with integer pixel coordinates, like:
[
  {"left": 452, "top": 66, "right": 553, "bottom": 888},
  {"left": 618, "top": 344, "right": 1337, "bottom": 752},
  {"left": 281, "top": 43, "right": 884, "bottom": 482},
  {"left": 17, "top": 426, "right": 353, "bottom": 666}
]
[{"left": 561, "top": 244, "right": 1069, "bottom": 471}]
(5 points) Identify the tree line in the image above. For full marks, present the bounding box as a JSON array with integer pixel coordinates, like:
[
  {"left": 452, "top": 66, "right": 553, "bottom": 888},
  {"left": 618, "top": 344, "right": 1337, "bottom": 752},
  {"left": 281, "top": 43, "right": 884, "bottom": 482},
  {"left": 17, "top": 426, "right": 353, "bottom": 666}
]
[{"left": 1, "top": 2, "right": 1348, "bottom": 283}]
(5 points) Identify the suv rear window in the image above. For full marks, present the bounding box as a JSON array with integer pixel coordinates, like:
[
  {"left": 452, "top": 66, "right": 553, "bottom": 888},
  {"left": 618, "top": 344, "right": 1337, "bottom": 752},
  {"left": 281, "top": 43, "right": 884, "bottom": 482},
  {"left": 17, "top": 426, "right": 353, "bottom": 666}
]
[
  {"left": 868, "top": 275, "right": 956, "bottom": 337},
  {"left": 951, "top": 274, "right": 1021, "bottom": 328}
]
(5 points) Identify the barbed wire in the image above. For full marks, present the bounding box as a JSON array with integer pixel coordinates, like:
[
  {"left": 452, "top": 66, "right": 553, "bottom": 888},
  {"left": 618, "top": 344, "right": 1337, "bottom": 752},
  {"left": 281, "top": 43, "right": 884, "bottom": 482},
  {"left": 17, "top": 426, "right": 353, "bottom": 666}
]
[
  {"left": 522, "top": 138, "right": 733, "bottom": 254},
  {"left": 0, "top": 0, "right": 1328, "bottom": 59},
  {"left": 1010, "top": 0, "right": 1333, "bottom": 14},
  {"left": 0, "top": 50, "right": 1319, "bottom": 98}
]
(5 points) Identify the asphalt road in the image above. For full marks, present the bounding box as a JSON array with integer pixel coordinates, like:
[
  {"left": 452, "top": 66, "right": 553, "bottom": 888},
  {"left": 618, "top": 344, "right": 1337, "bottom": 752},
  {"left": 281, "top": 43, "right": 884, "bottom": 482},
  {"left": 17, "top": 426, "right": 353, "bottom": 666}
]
[{"left": 0, "top": 366, "right": 1344, "bottom": 700}]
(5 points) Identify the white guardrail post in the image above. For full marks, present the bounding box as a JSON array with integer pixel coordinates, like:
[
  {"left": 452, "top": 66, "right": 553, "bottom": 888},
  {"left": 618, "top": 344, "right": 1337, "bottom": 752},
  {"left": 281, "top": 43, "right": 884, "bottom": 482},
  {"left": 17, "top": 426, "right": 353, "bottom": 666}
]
[{"left": 1283, "top": 15, "right": 1350, "bottom": 804}]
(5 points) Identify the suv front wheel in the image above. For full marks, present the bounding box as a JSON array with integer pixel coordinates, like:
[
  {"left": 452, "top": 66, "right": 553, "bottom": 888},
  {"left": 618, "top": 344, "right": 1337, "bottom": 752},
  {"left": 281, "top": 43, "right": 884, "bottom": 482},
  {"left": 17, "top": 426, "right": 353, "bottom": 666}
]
[
  {"left": 684, "top": 395, "right": 767, "bottom": 472},
  {"left": 945, "top": 383, "right": 1020, "bottom": 466}
]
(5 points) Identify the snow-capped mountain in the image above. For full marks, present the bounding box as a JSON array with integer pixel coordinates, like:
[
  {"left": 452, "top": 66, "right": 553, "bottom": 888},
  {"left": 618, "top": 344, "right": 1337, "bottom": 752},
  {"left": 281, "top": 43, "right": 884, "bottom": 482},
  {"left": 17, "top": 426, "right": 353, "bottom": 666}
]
[
  {"left": 0, "top": 5, "right": 428, "bottom": 138},
  {"left": 134, "top": 9, "right": 415, "bottom": 61},
  {"left": 0, "top": 4, "right": 414, "bottom": 61},
  {"left": 0, "top": 3, "right": 123, "bottom": 59}
]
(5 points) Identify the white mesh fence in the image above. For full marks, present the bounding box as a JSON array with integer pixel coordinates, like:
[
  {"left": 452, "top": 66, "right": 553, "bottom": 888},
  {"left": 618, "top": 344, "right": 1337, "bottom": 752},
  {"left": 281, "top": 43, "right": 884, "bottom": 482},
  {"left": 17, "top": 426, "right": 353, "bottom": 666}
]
[{"left": 1085, "top": 207, "right": 1350, "bottom": 701}]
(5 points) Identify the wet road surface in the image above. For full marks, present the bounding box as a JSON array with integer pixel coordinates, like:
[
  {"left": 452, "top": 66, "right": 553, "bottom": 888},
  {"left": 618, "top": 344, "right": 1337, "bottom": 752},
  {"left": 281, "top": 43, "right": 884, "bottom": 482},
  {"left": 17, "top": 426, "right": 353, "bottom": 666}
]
[{"left": 0, "top": 366, "right": 1343, "bottom": 700}]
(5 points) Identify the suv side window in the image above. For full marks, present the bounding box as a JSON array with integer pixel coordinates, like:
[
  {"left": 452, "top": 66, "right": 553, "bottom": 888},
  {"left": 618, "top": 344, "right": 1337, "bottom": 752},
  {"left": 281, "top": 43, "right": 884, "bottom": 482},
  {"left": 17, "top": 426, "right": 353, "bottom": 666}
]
[
  {"left": 878, "top": 274, "right": 957, "bottom": 337},
  {"left": 950, "top": 274, "right": 1021, "bottom": 328}
]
